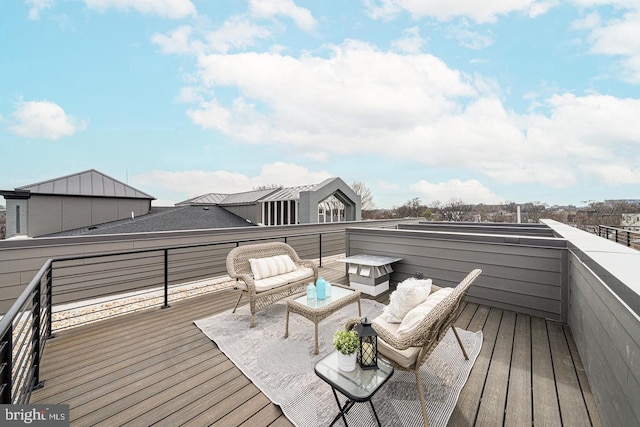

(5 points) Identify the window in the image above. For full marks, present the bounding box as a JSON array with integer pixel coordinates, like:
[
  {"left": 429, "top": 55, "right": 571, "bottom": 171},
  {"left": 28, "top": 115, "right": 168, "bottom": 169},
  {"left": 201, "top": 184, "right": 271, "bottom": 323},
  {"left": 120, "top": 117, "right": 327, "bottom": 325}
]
[{"left": 16, "top": 205, "right": 20, "bottom": 234}]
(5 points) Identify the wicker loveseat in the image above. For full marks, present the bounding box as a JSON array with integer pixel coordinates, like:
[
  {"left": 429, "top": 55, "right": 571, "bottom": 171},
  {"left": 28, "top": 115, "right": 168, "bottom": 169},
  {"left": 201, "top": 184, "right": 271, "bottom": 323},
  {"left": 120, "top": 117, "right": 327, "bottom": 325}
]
[{"left": 226, "top": 242, "right": 319, "bottom": 327}]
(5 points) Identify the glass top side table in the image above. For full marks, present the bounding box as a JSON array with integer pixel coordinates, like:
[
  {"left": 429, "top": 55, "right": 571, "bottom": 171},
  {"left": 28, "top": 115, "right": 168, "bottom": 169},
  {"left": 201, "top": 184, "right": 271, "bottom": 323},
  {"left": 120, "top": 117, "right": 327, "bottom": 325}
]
[{"left": 315, "top": 351, "right": 394, "bottom": 426}]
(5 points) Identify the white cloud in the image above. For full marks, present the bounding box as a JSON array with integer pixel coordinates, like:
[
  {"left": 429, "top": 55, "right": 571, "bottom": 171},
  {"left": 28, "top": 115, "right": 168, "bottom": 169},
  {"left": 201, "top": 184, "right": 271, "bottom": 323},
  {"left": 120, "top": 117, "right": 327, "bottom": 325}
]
[
  {"left": 249, "top": 0, "right": 317, "bottom": 31},
  {"left": 83, "top": 0, "right": 196, "bottom": 19},
  {"left": 365, "top": 0, "right": 551, "bottom": 24},
  {"left": 411, "top": 179, "right": 504, "bottom": 204},
  {"left": 447, "top": 22, "right": 494, "bottom": 50},
  {"left": 586, "top": 10, "right": 640, "bottom": 82},
  {"left": 132, "top": 162, "right": 333, "bottom": 200},
  {"left": 191, "top": 40, "right": 476, "bottom": 146},
  {"left": 152, "top": 17, "right": 271, "bottom": 55},
  {"left": 8, "top": 100, "right": 87, "bottom": 139},
  {"left": 25, "top": 0, "right": 53, "bottom": 20},
  {"left": 391, "top": 27, "right": 426, "bottom": 54}
]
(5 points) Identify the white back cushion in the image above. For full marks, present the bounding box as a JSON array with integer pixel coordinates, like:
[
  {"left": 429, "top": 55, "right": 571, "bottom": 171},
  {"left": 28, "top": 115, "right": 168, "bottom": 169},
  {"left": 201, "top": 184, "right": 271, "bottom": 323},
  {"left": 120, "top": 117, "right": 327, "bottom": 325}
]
[
  {"left": 378, "top": 278, "right": 432, "bottom": 323},
  {"left": 249, "top": 255, "right": 297, "bottom": 280},
  {"left": 396, "top": 287, "right": 454, "bottom": 337}
]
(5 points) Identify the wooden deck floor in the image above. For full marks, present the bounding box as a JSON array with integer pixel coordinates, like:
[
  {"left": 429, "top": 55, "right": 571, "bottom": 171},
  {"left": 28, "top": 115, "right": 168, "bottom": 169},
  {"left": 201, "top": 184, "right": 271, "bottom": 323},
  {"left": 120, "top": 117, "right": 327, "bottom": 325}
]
[{"left": 31, "top": 261, "right": 601, "bottom": 426}]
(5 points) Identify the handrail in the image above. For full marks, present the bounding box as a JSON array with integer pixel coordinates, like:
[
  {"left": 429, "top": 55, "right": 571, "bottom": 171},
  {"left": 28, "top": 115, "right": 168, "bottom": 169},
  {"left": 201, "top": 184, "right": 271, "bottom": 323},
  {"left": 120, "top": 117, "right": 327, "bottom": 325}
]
[
  {"left": 0, "top": 260, "right": 52, "bottom": 404},
  {"left": 0, "top": 229, "right": 344, "bottom": 404},
  {"left": 597, "top": 225, "right": 640, "bottom": 249}
]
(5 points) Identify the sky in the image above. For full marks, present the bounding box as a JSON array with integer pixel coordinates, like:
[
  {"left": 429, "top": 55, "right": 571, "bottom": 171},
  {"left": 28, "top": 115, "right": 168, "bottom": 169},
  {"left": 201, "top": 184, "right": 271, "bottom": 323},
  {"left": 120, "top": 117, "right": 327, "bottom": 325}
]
[{"left": 1, "top": 0, "right": 640, "bottom": 209}]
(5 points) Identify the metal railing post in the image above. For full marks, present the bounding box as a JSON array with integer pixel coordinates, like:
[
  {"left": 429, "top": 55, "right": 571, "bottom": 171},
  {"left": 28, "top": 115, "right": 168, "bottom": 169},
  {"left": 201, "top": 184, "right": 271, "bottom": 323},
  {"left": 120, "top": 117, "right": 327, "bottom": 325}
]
[
  {"left": 31, "top": 283, "right": 44, "bottom": 391},
  {"left": 628, "top": 232, "right": 632, "bottom": 247},
  {"left": 46, "top": 265, "right": 54, "bottom": 339},
  {"left": 162, "top": 249, "right": 170, "bottom": 309},
  {"left": 319, "top": 233, "right": 323, "bottom": 267},
  {"left": 0, "top": 324, "right": 12, "bottom": 404}
]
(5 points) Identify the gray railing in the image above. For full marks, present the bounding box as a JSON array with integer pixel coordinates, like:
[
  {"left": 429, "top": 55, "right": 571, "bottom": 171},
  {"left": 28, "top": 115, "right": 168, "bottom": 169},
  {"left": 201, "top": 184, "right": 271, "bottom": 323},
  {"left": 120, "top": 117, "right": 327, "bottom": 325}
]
[
  {"left": 0, "top": 230, "right": 343, "bottom": 404},
  {"left": 0, "top": 261, "right": 52, "bottom": 405},
  {"left": 597, "top": 225, "right": 640, "bottom": 249}
]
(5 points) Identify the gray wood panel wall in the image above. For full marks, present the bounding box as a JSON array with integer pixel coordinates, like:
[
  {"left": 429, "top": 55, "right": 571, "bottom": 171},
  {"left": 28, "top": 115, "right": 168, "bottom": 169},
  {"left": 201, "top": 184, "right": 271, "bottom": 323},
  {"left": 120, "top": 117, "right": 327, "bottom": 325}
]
[
  {"left": 401, "top": 222, "right": 557, "bottom": 237},
  {"left": 569, "top": 254, "right": 640, "bottom": 426},
  {"left": 567, "top": 252, "right": 640, "bottom": 427},
  {"left": 0, "top": 218, "right": 416, "bottom": 314},
  {"left": 346, "top": 227, "right": 568, "bottom": 321}
]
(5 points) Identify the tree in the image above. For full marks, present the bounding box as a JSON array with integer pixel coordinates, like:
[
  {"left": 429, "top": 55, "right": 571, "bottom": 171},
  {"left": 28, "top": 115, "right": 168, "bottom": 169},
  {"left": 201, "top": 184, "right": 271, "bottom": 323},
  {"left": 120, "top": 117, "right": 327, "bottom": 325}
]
[
  {"left": 439, "top": 198, "right": 473, "bottom": 222},
  {"left": 394, "top": 197, "right": 425, "bottom": 218},
  {"left": 351, "top": 181, "right": 376, "bottom": 211}
]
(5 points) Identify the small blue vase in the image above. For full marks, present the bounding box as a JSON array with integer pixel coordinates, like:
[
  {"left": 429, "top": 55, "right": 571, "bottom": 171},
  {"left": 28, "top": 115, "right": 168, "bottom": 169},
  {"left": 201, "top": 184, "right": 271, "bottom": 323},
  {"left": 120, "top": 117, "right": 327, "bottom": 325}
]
[
  {"left": 307, "top": 282, "right": 316, "bottom": 301},
  {"left": 316, "top": 277, "right": 326, "bottom": 300}
]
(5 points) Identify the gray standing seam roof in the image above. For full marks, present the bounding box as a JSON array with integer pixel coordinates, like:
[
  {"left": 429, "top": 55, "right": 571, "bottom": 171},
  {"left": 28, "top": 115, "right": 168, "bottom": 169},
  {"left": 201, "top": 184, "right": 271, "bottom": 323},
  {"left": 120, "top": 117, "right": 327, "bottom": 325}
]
[{"left": 18, "top": 169, "right": 155, "bottom": 199}]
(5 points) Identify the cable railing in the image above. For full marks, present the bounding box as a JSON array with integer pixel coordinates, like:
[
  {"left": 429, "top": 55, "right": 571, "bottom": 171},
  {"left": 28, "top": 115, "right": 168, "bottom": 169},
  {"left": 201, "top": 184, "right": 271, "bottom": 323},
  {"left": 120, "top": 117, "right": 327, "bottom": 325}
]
[
  {"left": 0, "top": 229, "right": 344, "bottom": 404},
  {"left": 596, "top": 225, "right": 640, "bottom": 250}
]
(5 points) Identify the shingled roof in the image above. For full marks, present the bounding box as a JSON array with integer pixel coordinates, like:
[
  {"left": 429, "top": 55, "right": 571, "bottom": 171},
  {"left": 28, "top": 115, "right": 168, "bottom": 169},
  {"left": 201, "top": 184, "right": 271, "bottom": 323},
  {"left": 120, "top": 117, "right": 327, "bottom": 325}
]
[{"left": 43, "top": 205, "right": 255, "bottom": 237}]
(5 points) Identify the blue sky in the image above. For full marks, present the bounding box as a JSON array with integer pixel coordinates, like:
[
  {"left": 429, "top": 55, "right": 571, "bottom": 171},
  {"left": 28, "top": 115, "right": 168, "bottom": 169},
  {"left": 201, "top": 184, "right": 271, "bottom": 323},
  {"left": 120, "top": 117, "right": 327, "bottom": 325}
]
[{"left": 2, "top": 0, "right": 640, "bottom": 208}]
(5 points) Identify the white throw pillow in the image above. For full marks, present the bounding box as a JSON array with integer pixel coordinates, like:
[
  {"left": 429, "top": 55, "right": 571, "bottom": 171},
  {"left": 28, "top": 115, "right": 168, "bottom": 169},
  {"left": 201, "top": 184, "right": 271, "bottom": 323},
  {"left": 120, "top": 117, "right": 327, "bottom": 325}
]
[
  {"left": 249, "top": 255, "right": 297, "bottom": 280},
  {"left": 378, "top": 278, "right": 433, "bottom": 323},
  {"left": 396, "top": 287, "right": 454, "bottom": 337}
]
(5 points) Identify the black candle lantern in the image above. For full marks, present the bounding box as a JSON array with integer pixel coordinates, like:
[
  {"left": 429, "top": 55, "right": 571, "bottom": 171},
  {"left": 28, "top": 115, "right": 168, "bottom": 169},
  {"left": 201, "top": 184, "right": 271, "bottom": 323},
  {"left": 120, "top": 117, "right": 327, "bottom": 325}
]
[{"left": 355, "top": 318, "right": 378, "bottom": 370}]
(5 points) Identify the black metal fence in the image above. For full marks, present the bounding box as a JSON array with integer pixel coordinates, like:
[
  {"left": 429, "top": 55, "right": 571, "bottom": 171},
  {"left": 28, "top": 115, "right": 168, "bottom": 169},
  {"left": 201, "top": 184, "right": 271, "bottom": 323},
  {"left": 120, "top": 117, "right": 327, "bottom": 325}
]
[
  {"left": 0, "top": 230, "right": 344, "bottom": 404},
  {"left": 597, "top": 225, "right": 640, "bottom": 250}
]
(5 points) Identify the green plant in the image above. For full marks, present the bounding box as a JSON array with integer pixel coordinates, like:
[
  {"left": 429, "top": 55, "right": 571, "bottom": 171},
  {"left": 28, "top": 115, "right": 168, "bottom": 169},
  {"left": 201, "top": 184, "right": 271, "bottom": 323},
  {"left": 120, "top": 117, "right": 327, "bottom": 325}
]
[{"left": 333, "top": 329, "right": 359, "bottom": 355}]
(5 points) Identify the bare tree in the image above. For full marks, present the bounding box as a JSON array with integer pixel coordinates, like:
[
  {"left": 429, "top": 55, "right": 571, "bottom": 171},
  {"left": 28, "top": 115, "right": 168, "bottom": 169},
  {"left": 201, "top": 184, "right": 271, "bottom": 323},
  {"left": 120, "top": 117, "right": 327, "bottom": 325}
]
[
  {"left": 440, "top": 198, "right": 473, "bottom": 222},
  {"left": 351, "top": 181, "right": 376, "bottom": 215}
]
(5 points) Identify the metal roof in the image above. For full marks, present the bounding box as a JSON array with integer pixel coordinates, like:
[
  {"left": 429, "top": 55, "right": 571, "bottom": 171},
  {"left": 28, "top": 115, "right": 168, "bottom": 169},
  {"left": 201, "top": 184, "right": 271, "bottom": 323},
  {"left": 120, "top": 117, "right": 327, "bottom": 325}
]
[
  {"left": 219, "top": 189, "right": 279, "bottom": 205},
  {"left": 17, "top": 169, "right": 155, "bottom": 199},
  {"left": 259, "top": 184, "right": 316, "bottom": 202},
  {"left": 176, "top": 193, "right": 229, "bottom": 206}
]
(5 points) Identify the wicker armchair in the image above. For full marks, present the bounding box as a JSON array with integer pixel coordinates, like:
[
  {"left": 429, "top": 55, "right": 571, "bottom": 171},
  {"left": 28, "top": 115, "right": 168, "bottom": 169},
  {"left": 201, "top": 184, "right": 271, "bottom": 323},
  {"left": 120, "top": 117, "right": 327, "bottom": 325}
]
[
  {"left": 346, "top": 268, "right": 482, "bottom": 426},
  {"left": 226, "top": 242, "right": 319, "bottom": 327}
]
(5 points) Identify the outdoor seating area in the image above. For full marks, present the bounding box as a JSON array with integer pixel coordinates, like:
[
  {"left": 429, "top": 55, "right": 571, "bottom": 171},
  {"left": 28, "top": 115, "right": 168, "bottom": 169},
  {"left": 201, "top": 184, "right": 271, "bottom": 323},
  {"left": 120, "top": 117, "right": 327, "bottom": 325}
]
[
  {"left": 28, "top": 257, "right": 600, "bottom": 426},
  {"left": 226, "top": 242, "right": 319, "bottom": 327}
]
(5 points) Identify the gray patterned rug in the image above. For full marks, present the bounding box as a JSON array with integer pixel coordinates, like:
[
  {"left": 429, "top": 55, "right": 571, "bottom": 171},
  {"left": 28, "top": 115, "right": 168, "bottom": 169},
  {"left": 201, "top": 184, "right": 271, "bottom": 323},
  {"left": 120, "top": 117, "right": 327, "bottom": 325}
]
[{"left": 194, "top": 299, "right": 482, "bottom": 427}]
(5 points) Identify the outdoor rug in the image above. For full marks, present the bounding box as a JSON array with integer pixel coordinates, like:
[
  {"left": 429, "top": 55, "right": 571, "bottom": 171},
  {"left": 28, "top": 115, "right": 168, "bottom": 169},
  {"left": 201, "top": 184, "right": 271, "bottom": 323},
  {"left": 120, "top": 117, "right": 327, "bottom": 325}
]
[{"left": 194, "top": 299, "right": 482, "bottom": 427}]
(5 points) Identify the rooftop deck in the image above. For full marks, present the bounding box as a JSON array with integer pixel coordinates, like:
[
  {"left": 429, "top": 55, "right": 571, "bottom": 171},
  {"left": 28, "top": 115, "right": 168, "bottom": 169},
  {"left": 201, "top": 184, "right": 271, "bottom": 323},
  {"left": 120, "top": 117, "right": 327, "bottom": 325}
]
[{"left": 31, "top": 260, "right": 601, "bottom": 426}]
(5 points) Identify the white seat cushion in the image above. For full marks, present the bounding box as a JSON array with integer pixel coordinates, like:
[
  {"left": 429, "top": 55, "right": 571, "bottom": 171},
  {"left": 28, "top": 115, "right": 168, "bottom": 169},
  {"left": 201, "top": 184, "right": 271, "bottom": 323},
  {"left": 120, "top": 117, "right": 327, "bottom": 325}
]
[
  {"left": 236, "top": 267, "right": 314, "bottom": 292},
  {"left": 373, "top": 317, "right": 420, "bottom": 369},
  {"left": 249, "top": 255, "right": 298, "bottom": 280},
  {"left": 396, "top": 287, "right": 454, "bottom": 338},
  {"left": 378, "top": 278, "right": 432, "bottom": 323}
]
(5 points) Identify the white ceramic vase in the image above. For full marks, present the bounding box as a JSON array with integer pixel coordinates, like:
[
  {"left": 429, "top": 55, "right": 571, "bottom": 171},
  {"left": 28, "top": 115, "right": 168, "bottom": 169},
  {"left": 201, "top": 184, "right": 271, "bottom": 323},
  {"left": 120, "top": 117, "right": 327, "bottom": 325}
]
[{"left": 337, "top": 351, "right": 356, "bottom": 372}]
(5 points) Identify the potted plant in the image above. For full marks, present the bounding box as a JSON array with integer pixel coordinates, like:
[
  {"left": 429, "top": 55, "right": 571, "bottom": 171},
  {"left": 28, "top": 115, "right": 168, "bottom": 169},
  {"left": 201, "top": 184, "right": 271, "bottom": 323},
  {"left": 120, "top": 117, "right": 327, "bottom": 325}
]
[{"left": 333, "top": 328, "right": 359, "bottom": 371}]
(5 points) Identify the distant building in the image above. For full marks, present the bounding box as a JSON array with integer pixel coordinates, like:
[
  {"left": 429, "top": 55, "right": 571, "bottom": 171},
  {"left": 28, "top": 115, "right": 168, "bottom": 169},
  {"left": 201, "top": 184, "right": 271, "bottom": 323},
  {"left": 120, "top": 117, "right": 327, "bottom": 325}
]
[
  {"left": 1, "top": 172, "right": 361, "bottom": 238},
  {"left": 176, "top": 177, "right": 361, "bottom": 226},
  {"left": 621, "top": 213, "right": 640, "bottom": 232},
  {"left": 1, "top": 170, "right": 154, "bottom": 238}
]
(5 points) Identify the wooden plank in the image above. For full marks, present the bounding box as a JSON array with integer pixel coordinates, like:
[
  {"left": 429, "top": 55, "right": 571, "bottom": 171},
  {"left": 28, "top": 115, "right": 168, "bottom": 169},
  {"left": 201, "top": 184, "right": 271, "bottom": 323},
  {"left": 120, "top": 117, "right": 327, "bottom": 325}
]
[
  {"left": 547, "top": 321, "right": 591, "bottom": 427},
  {"left": 89, "top": 356, "right": 234, "bottom": 426},
  {"left": 238, "top": 402, "right": 287, "bottom": 427},
  {"left": 563, "top": 324, "right": 602, "bottom": 427},
  {"left": 475, "top": 310, "right": 516, "bottom": 425},
  {"left": 121, "top": 365, "right": 240, "bottom": 426},
  {"left": 212, "top": 393, "right": 272, "bottom": 426},
  {"left": 448, "top": 306, "right": 499, "bottom": 425},
  {"left": 455, "top": 302, "right": 478, "bottom": 330},
  {"left": 504, "top": 313, "right": 532, "bottom": 427},
  {"left": 182, "top": 383, "right": 261, "bottom": 426},
  {"left": 159, "top": 375, "right": 251, "bottom": 426},
  {"left": 531, "top": 316, "right": 561, "bottom": 426}
]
